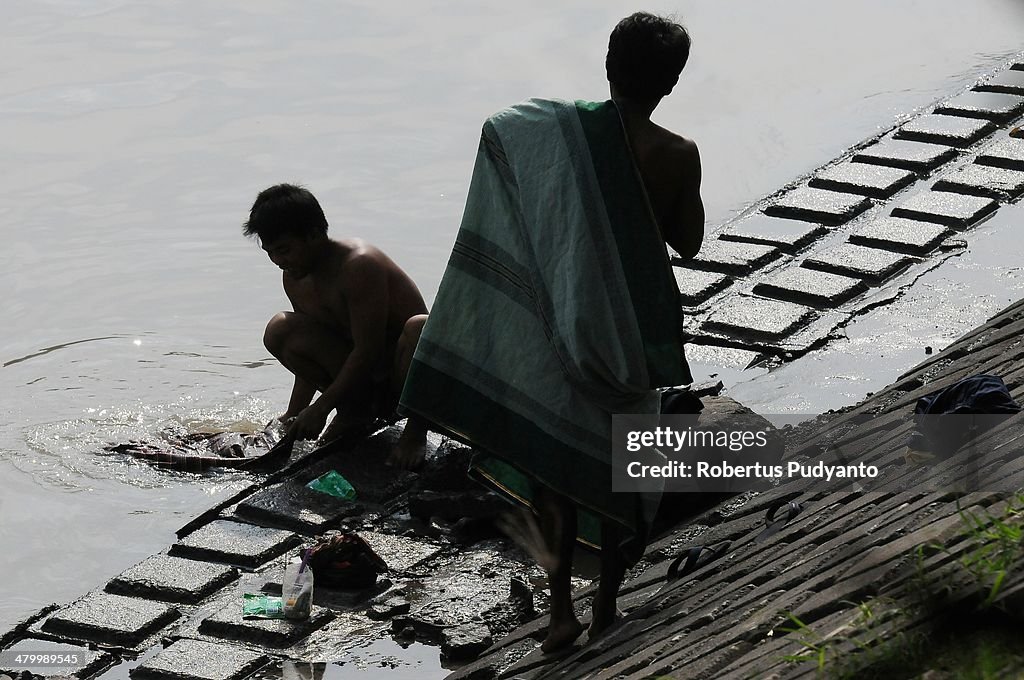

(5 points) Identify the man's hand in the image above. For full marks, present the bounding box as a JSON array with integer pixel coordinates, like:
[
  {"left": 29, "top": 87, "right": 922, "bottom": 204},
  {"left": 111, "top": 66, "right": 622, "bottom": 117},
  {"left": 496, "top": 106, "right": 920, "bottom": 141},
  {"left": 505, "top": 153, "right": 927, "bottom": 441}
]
[{"left": 288, "top": 403, "right": 331, "bottom": 441}]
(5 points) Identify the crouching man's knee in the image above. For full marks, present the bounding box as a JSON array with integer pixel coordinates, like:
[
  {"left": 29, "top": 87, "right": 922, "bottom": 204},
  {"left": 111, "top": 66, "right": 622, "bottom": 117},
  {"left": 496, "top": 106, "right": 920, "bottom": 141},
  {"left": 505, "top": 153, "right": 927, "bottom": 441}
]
[{"left": 263, "top": 311, "right": 295, "bottom": 357}]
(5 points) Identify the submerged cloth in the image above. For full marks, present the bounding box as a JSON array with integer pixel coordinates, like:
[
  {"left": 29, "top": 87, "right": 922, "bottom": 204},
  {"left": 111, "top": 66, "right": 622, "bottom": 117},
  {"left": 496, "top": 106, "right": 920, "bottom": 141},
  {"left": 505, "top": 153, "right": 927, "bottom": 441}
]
[
  {"left": 908, "top": 374, "right": 1021, "bottom": 456},
  {"left": 399, "top": 98, "right": 691, "bottom": 560}
]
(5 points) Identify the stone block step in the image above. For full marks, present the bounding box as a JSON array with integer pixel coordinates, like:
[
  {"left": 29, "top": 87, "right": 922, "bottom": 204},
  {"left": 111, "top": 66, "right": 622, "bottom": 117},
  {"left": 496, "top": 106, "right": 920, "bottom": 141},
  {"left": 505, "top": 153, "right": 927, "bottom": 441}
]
[
  {"left": 131, "top": 639, "right": 269, "bottom": 680},
  {"left": 847, "top": 217, "right": 951, "bottom": 256},
  {"left": 672, "top": 267, "right": 730, "bottom": 306},
  {"left": 975, "top": 137, "right": 1024, "bottom": 171},
  {"left": 974, "top": 69, "right": 1024, "bottom": 95},
  {"left": 802, "top": 243, "right": 915, "bottom": 283},
  {"left": 681, "top": 238, "right": 782, "bottom": 275},
  {"left": 198, "top": 602, "right": 334, "bottom": 648},
  {"left": 890, "top": 191, "right": 998, "bottom": 228},
  {"left": 932, "top": 163, "right": 1024, "bottom": 201},
  {"left": 717, "top": 213, "right": 827, "bottom": 253},
  {"left": 40, "top": 592, "right": 180, "bottom": 649},
  {"left": 852, "top": 138, "right": 957, "bottom": 172},
  {"left": 169, "top": 520, "right": 300, "bottom": 569},
  {"left": 702, "top": 297, "right": 816, "bottom": 341},
  {"left": 752, "top": 268, "right": 867, "bottom": 308},
  {"left": 106, "top": 555, "right": 238, "bottom": 604},
  {"left": 809, "top": 162, "right": 916, "bottom": 199},
  {"left": 894, "top": 114, "right": 995, "bottom": 147},
  {"left": 235, "top": 480, "right": 363, "bottom": 535},
  {"left": 763, "top": 187, "right": 872, "bottom": 225},
  {"left": 933, "top": 90, "right": 1024, "bottom": 122}
]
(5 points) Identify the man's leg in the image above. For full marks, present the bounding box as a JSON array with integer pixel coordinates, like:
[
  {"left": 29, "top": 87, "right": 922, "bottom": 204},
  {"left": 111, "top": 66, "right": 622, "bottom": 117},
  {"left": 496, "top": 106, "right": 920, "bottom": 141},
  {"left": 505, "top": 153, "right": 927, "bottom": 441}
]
[
  {"left": 534, "top": 485, "right": 584, "bottom": 653},
  {"left": 264, "top": 311, "right": 361, "bottom": 437},
  {"left": 589, "top": 520, "right": 627, "bottom": 638},
  {"left": 389, "top": 314, "right": 429, "bottom": 468}
]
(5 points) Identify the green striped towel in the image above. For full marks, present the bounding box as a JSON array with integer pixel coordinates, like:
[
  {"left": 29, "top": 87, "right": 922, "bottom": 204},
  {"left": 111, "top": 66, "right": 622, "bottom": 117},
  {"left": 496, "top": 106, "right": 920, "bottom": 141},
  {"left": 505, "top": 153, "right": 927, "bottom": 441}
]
[{"left": 400, "top": 98, "right": 691, "bottom": 559}]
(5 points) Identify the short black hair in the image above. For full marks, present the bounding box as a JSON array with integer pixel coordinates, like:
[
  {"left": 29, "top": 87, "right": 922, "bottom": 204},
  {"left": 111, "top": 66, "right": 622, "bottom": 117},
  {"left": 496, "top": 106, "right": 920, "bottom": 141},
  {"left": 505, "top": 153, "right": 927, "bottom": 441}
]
[
  {"left": 242, "top": 184, "right": 328, "bottom": 243},
  {"left": 606, "top": 12, "right": 691, "bottom": 100}
]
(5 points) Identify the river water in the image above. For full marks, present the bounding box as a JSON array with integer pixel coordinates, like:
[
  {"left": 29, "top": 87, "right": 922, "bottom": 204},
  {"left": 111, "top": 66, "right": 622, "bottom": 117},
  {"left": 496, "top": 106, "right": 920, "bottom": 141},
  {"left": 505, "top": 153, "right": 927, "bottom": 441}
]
[{"left": 2, "top": 0, "right": 1023, "bottom": 663}]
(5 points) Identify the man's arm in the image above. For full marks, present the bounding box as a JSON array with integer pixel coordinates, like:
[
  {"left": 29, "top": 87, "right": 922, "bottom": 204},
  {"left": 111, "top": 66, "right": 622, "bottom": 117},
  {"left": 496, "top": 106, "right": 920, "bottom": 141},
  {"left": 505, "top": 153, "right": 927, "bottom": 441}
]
[
  {"left": 288, "top": 255, "right": 389, "bottom": 440},
  {"left": 664, "top": 139, "right": 704, "bottom": 261},
  {"left": 279, "top": 375, "right": 316, "bottom": 423}
]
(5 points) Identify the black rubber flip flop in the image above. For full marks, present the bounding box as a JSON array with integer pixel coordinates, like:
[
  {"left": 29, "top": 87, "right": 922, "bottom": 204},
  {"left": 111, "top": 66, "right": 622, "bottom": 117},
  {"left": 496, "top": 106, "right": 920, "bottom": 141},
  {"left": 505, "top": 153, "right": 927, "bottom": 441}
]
[
  {"left": 666, "top": 541, "right": 732, "bottom": 582},
  {"left": 754, "top": 499, "right": 805, "bottom": 543}
]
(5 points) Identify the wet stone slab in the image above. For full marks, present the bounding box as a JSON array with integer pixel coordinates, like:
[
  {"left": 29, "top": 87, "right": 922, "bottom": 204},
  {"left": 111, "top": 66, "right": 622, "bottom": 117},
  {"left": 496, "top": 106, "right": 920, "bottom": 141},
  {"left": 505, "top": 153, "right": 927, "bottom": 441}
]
[
  {"left": 131, "top": 639, "right": 269, "bottom": 680},
  {"left": 751, "top": 268, "right": 867, "bottom": 308},
  {"left": 934, "top": 90, "right": 1024, "bottom": 122},
  {"left": 681, "top": 239, "right": 781, "bottom": 276},
  {"left": 0, "top": 638, "right": 113, "bottom": 678},
  {"left": 975, "top": 137, "right": 1024, "bottom": 171},
  {"left": 235, "top": 481, "right": 363, "bottom": 535},
  {"left": 890, "top": 191, "right": 998, "bottom": 228},
  {"left": 802, "top": 243, "right": 915, "bottom": 283},
  {"left": 808, "top": 163, "right": 916, "bottom": 199},
  {"left": 702, "top": 297, "right": 815, "bottom": 341},
  {"left": 932, "top": 164, "right": 1024, "bottom": 201},
  {"left": 106, "top": 555, "right": 238, "bottom": 604},
  {"left": 360, "top": 531, "right": 444, "bottom": 572},
  {"left": 975, "top": 69, "right": 1024, "bottom": 96},
  {"left": 304, "top": 427, "right": 419, "bottom": 505},
  {"left": 198, "top": 603, "right": 334, "bottom": 648},
  {"left": 169, "top": 521, "right": 300, "bottom": 569},
  {"left": 894, "top": 114, "right": 995, "bottom": 147},
  {"left": 847, "top": 217, "right": 951, "bottom": 255},
  {"left": 763, "top": 187, "right": 872, "bottom": 225},
  {"left": 717, "top": 213, "right": 827, "bottom": 253},
  {"left": 40, "top": 592, "right": 180, "bottom": 649},
  {"left": 672, "top": 267, "right": 731, "bottom": 306},
  {"left": 851, "top": 138, "right": 958, "bottom": 172}
]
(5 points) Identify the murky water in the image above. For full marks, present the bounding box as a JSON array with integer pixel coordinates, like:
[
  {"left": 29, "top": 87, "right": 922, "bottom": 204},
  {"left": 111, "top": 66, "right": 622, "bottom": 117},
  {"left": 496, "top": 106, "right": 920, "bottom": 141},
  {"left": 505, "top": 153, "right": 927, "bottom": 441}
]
[{"left": 2, "top": 0, "right": 1024, "bottom": 662}]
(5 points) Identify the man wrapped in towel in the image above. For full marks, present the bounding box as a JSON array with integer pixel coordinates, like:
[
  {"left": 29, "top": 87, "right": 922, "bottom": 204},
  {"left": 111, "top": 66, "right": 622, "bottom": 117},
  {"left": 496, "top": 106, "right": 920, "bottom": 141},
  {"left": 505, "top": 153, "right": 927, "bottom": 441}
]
[{"left": 400, "top": 12, "right": 704, "bottom": 652}]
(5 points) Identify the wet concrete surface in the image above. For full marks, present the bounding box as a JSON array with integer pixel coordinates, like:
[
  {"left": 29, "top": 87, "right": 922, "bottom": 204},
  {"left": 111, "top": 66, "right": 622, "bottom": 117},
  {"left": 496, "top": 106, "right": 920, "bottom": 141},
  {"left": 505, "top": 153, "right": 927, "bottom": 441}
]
[
  {"left": 895, "top": 113, "right": 996, "bottom": 146},
  {"left": 803, "top": 242, "right": 916, "bottom": 282},
  {"left": 0, "top": 638, "right": 113, "bottom": 678},
  {"left": 809, "top": 162, "right": 917, "bottom": 199},
  {"left": 703, "top": 297, "right": 815, "bottom": 340},
  {"left": 932, "top": 162, "right": 1024, "bottom": 200},
  {"left": 106, "top": 555, "right": 239, "bottom": 605},
  {"left": 37, "top": 592, "right": 180, "bottom": 651},
  {"left": 169, "top": 521, "right": 300, "bottom": 570},
  {"left": 975, "top": 137, "right": 1024, "bottom": 170},
  {"left": 934, "top": 89, "right": 1024, "bottom": 121},
  {"left": 847, "top": 216, "right": 951, "bottom": 255},
  {"left": 678, "top": 239, "right": 781, "bottom": 276},
  {"left": 672, "top": 267, "right": 731, "bottom": 307},
  {"left": 752, "top": 267, "right": 867, "bottom": 308},
  {"left": 131, "top": 639, "right": 268, "bottom": 680},
  {"left": 852, "top": 137, "right": 958, "bottom": 172},
  {"left": 976, "top": 67, "right": 1024, "bottom": 95},
  {"left": 718, "top": 213, "right": 827, "bottom": 253},
  {"left": 234, "top": 482, "right": 364, "bottom": 535},
  {"left": 891, "top": 189, "right": 999, "bottom": 227},
  {"left": 763, "top": 186, "right": 872, "bottom": 224}
]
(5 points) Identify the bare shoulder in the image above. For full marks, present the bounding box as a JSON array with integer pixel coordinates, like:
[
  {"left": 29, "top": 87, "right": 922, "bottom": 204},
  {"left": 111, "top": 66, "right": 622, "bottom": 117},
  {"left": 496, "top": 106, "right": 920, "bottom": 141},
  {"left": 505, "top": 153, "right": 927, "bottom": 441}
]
[
  {"left": 657, "top": 127, "right": 700, "bottom": 169},
  {"left": 335, "top": 239, "right": 388, "bottom": 288}
]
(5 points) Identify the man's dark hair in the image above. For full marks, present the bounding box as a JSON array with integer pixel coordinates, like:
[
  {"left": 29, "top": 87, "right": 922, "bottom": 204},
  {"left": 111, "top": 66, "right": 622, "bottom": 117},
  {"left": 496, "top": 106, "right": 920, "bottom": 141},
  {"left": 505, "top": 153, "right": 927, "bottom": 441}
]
[
  {"left": 242, "top": 184, "right": 328, "bottom": 243},
  {"left": 606, "top": 12, "right": 691, "bottom": 100}
]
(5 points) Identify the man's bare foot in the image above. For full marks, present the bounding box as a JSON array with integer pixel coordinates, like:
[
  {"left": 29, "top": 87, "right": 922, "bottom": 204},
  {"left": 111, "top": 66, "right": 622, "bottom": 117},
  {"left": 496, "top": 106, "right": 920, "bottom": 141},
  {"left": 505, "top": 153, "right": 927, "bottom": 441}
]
[
  {"left": 386, "top": 428, "right": 426, "bottom": 470},
  {"left": 541, "top": 615, "right": 584, "bottom": 653}
]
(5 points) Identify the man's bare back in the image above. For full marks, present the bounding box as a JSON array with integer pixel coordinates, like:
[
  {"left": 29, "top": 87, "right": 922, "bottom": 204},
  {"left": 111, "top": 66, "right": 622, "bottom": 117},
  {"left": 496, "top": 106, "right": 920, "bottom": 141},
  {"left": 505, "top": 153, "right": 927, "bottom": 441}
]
[{"left": 621, "top": 115, "right": 705, "bottom": 260}]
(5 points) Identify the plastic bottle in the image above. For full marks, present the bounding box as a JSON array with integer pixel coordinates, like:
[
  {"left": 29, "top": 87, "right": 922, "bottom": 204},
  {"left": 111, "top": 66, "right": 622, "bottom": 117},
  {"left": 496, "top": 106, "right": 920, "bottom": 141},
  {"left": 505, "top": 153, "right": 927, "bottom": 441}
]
[{"left": 282, "top": 550, "right": 313, "bottom": 620}]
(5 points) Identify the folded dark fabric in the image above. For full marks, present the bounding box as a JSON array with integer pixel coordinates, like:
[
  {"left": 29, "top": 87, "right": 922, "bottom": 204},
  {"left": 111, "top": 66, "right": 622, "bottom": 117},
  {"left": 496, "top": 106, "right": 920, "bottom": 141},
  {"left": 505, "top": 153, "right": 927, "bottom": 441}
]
[{"left": 908, "top": 374, "right": 1021, "bottom": 455}]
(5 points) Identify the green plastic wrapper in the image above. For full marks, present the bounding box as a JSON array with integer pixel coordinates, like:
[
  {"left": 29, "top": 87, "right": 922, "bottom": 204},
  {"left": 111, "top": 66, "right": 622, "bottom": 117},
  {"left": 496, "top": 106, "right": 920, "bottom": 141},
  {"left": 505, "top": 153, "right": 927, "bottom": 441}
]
[
  {"left": 243, "top": 593, "right": 285, "bottom": 619},
  {"left": 306, "top": 470, "right": 356, "bottom": 500}
]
